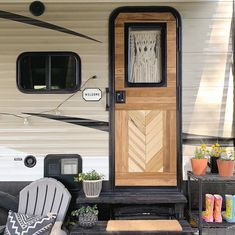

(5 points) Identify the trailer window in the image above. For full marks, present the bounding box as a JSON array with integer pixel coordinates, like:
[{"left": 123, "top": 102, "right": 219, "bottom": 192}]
[{"left": 17, "top": 52, "right": 81, "bottom": 93}]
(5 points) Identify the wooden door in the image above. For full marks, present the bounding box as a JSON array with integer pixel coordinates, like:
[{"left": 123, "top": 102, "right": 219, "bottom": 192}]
[{"left": 112, "top": 8, "right": 180, "bottom": 187}]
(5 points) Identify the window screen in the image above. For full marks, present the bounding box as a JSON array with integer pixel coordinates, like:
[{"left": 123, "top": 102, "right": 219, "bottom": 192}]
[{"left": 17, "top": 52, "right": 81, "bottom": 93}]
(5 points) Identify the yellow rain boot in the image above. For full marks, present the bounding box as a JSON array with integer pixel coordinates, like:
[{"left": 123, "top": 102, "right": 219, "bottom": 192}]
[{"left": 202, "top": 194, "right": 214, "bottom": 222}]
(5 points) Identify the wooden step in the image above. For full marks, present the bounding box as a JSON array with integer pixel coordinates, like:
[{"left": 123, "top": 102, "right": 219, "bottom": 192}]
[{"left": 106, "top": 220, "right": 183, "bottom": 232}]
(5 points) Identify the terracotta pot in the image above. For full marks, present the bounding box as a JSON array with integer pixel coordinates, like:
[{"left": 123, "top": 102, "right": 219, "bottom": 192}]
[
  {"left": 191, "top": 158, "right": 208, "bottom": 176},
  {"left": 217, "top": 160, "right": 235, "bottom": 177}
]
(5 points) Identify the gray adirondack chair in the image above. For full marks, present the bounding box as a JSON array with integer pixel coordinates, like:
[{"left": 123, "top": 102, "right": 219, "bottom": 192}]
[{"left": 0, "top": 177, "right": 71, "bottom": 235}]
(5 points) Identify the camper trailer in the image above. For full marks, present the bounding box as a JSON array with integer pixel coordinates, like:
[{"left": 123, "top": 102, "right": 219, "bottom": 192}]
[{"left": 0, "top": 0, "right": 233, "bottom": 234}]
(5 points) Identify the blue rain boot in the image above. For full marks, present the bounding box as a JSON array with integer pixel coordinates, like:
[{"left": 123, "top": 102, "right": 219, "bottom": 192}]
[{"left": 222, "top": 195, "right": 235, "bottom": 222}]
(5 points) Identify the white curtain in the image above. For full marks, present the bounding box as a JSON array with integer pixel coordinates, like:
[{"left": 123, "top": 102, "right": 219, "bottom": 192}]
[{"left": 129, "top": 30, "right": 161, "bottom": 83}]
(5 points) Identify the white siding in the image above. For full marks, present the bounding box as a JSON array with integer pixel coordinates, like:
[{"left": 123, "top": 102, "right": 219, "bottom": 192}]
[{"left": 0, "top": 1, "right": 233, "bottom": 180}]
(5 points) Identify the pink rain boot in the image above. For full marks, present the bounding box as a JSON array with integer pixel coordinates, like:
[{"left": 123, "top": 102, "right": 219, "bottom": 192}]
[
  {"left": 202, "top": 194, "right": 214, "bottom": 222},
  {"left": 214, "top": 194, "right": 223, "bottom": 223}
]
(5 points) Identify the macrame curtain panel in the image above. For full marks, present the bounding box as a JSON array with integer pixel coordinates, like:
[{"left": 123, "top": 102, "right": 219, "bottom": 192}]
[{"left": 129, "top": 30, "right": 161, "bottom": 83}]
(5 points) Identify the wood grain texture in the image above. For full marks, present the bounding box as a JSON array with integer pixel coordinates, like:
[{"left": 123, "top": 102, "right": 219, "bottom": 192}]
[
  {"left": 114, "top": 11, "right": 177, "bottom": 186},
  {"left": 115, "top": 174, "right": 177, "bottom": 186}
]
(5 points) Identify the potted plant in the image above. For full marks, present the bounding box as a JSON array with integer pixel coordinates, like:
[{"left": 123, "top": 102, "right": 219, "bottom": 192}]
[
  {"left": 217, "top": 151, "right": 235, "bottom": 177},
  {"left": 74, "top": 170, "right": 104, "bottom": 198},
  {"left": 191, "top": 144, "right": 209, "bottom": 176},
  {"left": 208, "top": 143, "right": 224, "bottom": 174},
  {"left": 71, "top": 205, "right": 98, "bottom": 228}
]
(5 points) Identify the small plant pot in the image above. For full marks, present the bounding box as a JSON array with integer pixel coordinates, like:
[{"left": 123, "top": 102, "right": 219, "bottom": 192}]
[
  {"left": 217, "top": 160, "right": 235, "bottom": 177},
  {"left": 191, "top": 158, "right": 208, "bottom": 176},
  {"left": 83, "top": 180, "right": 102, "bottom": 198},
  {"left": 79, "top": 213, "right": 98, "bottom": 228}
]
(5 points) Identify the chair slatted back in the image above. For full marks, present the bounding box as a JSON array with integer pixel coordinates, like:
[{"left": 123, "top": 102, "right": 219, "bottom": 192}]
[{"left": 18, "top": 178, "right": 71, "bottom": 222}]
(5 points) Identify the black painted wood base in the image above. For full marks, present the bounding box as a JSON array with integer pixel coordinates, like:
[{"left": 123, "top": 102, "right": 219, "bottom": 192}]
[
  {"left": 76, "top": 192, "right": 187, "bottom": 205},
  {"left": 76, "top": 191, "right": 187, "bottom": 220},
  {"left": 69, "top": 221, "right": 194, "bottom": 235}
]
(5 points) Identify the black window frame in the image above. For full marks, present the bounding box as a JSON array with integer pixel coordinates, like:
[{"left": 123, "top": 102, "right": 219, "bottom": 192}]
[
  {"left": 17, "top": 51, "right": 81, "bottom": 94},
  {"left": 124, "top": 22, "right": 167, "bottom": 87}
]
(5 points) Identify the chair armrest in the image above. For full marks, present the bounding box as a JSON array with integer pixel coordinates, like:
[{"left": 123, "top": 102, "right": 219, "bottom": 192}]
[
  {"left": 0, "top": 191, "right": 18, "bottom": 212},
  {"left": 0, "top": 225, "right": 5, "bottom": 234}
]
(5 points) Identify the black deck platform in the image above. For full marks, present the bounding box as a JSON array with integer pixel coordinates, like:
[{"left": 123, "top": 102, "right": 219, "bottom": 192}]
[
  {"left": 76, "top": 191, "right": 187, "bottom": 205},
  {"left": 70, "top": 220, "right": 194, "bottom": 235}
]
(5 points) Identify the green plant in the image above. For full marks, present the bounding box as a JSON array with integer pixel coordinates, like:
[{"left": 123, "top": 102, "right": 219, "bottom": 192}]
[
  {"left": 74, "top": 170, "right": 104, "bottom": 182},
  {"left": 220, "top": 150, "right": 235, "bottom": 161},
  {"left": 194, "top": 144, "right": 209, "bottom": 159},
  {"left": 71, "top": 205, "right": 98, "bottom": 217}
]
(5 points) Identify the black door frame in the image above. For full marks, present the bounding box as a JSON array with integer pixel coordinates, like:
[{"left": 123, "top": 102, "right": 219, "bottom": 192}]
[{"left": 109, "top": 6, "right": 182, "bottom": 192}]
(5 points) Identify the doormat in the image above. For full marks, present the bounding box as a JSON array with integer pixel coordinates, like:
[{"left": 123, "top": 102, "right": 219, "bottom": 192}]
[{"left": 106, "top": 220, "right": 182, "bottom": 231}]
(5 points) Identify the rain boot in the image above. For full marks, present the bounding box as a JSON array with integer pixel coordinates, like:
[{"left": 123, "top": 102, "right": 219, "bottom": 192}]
[
  {"left": 222, "top": 194, "right": 235, "bottom": 222},
  {"left": 202, "top": 194, "right": 214, "bottom": 222},
  {"left": 213, "top": 194, "right": 222, "bottom": 222}
]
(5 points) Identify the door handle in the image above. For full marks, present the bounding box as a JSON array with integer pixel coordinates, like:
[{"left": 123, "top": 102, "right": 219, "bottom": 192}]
[
  {"left": 115, "top": 91, "right": 126, "bottom": 103},
  {"left": 106, "top": 88, "right": 110, "bottom": 111}
]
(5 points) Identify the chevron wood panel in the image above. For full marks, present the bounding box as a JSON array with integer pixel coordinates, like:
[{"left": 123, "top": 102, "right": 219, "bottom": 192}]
[
  {"left": 115, "top": 109, "right": 177, "bottom": 186},
  {"left": 128, "top": 110, "right": 164, "bottom": 173}
]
